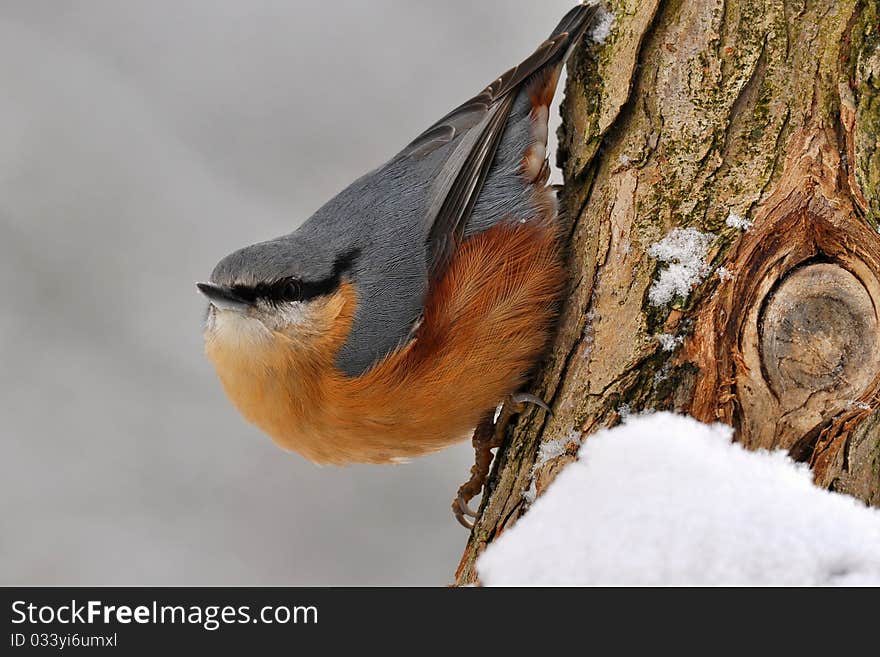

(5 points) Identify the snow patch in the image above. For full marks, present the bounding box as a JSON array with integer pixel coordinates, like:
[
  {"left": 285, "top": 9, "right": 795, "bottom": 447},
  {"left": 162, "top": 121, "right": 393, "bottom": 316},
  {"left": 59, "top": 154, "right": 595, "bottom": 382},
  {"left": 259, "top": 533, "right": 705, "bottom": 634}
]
[
  {"left": 479, "top": 412, "right": 880, "bottom": 586},
  {"left": 725, "top": 211, "right": 752, "bottom": 230},
  {"left": 656, "top": 333, "right": 683, "bottom": 352},
  {"left": 523, "top": 429, "right": 582, "bottom": 504},
  {"left": 535, "top": 437, "right": 569, "bottom": 467},
  {"left": 653, "top": 362, "right": 671, "bottom": 385},
  {"left": 580, "top": 310, "right": 596, "bottom": 360},
  {"left": 647, "top": 228, "right": 714, "bottom": 306},
  {"left": 588, "top": 5, "right": 615, "bottom": 44},
  {"left": 716, "top": 266, "right": 734, "bottom": 281},
  {"left": 535, "top": 430, "right": 580, "bottom": 468}
]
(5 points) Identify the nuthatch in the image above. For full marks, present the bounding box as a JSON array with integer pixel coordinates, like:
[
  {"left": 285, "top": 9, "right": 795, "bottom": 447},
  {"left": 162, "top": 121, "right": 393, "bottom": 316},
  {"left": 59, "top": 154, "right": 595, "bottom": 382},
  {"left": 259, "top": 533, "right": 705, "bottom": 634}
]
[{"left": 198, "top": 4, "right": 602, "bottom": 525}]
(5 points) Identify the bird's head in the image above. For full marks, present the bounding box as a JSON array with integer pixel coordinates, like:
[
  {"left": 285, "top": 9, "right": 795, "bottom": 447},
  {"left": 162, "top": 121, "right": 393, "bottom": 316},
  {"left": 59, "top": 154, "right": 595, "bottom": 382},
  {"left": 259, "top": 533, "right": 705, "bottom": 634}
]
[{"left": 198, "top": 237, "right": 359, "bottom": 364}]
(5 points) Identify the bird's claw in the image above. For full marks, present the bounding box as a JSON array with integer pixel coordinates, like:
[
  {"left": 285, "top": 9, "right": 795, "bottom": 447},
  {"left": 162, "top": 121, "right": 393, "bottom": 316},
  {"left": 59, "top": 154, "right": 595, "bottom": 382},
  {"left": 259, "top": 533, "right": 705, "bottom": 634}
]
[
  {"left": 509, "top": 392, "right": 551, "bottom": 414},
  {"left": 456, "top": 494, "right": 478, "bottom": 518},
  {"left": 451, "top": 391, "right": 552, "bottom": 529},
  {"left": 452, "top": 492, "right": 477, "bottom": 529}
]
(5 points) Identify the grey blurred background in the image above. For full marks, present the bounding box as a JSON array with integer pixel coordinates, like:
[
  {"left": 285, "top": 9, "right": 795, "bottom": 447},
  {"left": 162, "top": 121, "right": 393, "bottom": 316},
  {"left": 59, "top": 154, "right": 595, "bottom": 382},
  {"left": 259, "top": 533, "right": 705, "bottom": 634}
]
[{"left": 0, "top": 0, "right": 574, "bottom": 585}]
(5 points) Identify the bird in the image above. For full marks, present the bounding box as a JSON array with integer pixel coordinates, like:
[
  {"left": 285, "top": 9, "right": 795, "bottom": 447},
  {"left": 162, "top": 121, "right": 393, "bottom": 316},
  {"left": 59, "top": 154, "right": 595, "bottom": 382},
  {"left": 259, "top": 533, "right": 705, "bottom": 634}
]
[{"left": 198, "top": 3, "right": 603, "bottom": 527}]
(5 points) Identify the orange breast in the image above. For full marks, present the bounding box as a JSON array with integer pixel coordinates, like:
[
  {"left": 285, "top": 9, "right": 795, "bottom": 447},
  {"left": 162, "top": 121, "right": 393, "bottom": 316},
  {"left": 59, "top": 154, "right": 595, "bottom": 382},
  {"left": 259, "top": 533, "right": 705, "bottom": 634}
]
[{"left": 206, "top": 216, "right": 565, "bottom": 465}]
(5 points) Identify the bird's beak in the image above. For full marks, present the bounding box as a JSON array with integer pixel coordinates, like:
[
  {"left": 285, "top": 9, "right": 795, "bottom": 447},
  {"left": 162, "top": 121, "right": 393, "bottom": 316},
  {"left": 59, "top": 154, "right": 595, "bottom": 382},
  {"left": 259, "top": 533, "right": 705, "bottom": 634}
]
[{"left": 196, "top": 282, "right": 251, "bottom": 312}]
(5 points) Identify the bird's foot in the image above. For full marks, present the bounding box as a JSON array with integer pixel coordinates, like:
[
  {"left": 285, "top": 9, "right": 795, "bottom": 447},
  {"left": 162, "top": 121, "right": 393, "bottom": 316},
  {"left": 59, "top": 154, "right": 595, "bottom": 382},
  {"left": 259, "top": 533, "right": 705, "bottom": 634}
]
[
  {"left": 453, "top": 413, "right": 497, "bottom": 529},
  {"left": 452, "top": 392, "right": 551, "bottom": 529}
]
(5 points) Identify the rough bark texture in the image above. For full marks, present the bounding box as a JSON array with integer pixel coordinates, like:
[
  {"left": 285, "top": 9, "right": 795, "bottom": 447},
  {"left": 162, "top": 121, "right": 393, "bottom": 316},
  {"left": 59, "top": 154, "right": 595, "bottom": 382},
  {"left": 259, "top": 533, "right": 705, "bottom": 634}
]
[{"left": 455, "top": 0, "right": 880, "bottom": 585}]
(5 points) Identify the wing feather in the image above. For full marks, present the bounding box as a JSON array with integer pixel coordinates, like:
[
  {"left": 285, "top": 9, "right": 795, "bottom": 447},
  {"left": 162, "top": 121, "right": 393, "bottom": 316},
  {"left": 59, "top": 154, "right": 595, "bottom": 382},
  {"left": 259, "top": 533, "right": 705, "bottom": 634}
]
[{"left": 398, "top": 4, "right": 599, "bottom": 277}]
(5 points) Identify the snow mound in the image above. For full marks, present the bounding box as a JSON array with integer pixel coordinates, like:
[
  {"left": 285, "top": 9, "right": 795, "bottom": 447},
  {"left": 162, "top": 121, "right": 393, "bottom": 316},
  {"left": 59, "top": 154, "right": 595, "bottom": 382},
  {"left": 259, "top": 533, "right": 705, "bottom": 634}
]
[{"left": 478, "top": 412, "right": 880, "bottom": 586}]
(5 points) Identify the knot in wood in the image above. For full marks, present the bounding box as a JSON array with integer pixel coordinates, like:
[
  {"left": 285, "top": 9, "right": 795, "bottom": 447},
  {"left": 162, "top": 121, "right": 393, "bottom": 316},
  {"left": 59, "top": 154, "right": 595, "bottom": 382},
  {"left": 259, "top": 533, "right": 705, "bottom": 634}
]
[{"left": 759, "top": 263, "right": 879, "bottom": 396}]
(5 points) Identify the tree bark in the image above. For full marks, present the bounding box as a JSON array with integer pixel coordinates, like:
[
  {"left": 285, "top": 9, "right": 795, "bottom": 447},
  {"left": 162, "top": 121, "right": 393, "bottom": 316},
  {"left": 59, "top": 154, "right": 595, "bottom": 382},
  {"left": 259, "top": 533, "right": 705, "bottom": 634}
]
[{"left": 455, "top": 0, "right": 880, "bottom": 585}]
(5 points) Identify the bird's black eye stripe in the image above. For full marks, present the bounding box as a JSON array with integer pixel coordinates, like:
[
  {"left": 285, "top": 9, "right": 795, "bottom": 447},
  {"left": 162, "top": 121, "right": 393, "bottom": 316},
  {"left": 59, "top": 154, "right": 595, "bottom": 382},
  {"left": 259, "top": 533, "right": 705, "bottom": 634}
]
[
  {"left": 230, "top": 248, "right": 360, "bottom": 305},
  {"left": 230, "top": 278, "right": 312, "bottom": 305}
]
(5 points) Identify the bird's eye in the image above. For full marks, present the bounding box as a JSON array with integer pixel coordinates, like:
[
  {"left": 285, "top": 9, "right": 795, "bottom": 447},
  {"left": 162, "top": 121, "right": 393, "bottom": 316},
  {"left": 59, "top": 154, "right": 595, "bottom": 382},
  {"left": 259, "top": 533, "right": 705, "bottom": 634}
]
[{"left": 281, "top": 279, "right": 301, "bottom": 301}]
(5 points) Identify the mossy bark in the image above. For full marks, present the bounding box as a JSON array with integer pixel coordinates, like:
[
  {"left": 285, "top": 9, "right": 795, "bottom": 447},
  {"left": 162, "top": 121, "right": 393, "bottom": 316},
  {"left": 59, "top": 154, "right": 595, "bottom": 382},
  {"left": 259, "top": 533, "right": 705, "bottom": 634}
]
[{"left": 455, "top": 0, "right": 880, "bottom": 585}]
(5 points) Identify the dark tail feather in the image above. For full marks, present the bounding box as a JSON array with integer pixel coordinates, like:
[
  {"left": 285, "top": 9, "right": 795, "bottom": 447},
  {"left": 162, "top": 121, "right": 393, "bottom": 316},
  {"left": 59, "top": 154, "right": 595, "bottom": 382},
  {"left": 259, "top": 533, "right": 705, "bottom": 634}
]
[
  {"left": 549, "top": 3, "right": 603, "bottom": 61},
  {"left": 524, "top": 3, "right": 604, "bottom": 115}
]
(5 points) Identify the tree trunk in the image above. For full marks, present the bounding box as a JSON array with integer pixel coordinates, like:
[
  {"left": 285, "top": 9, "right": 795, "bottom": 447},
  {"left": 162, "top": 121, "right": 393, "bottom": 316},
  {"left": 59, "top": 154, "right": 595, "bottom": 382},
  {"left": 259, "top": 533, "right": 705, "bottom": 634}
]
[{"left": 455, "top": 0, "right": 880, "bottom": 585}]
